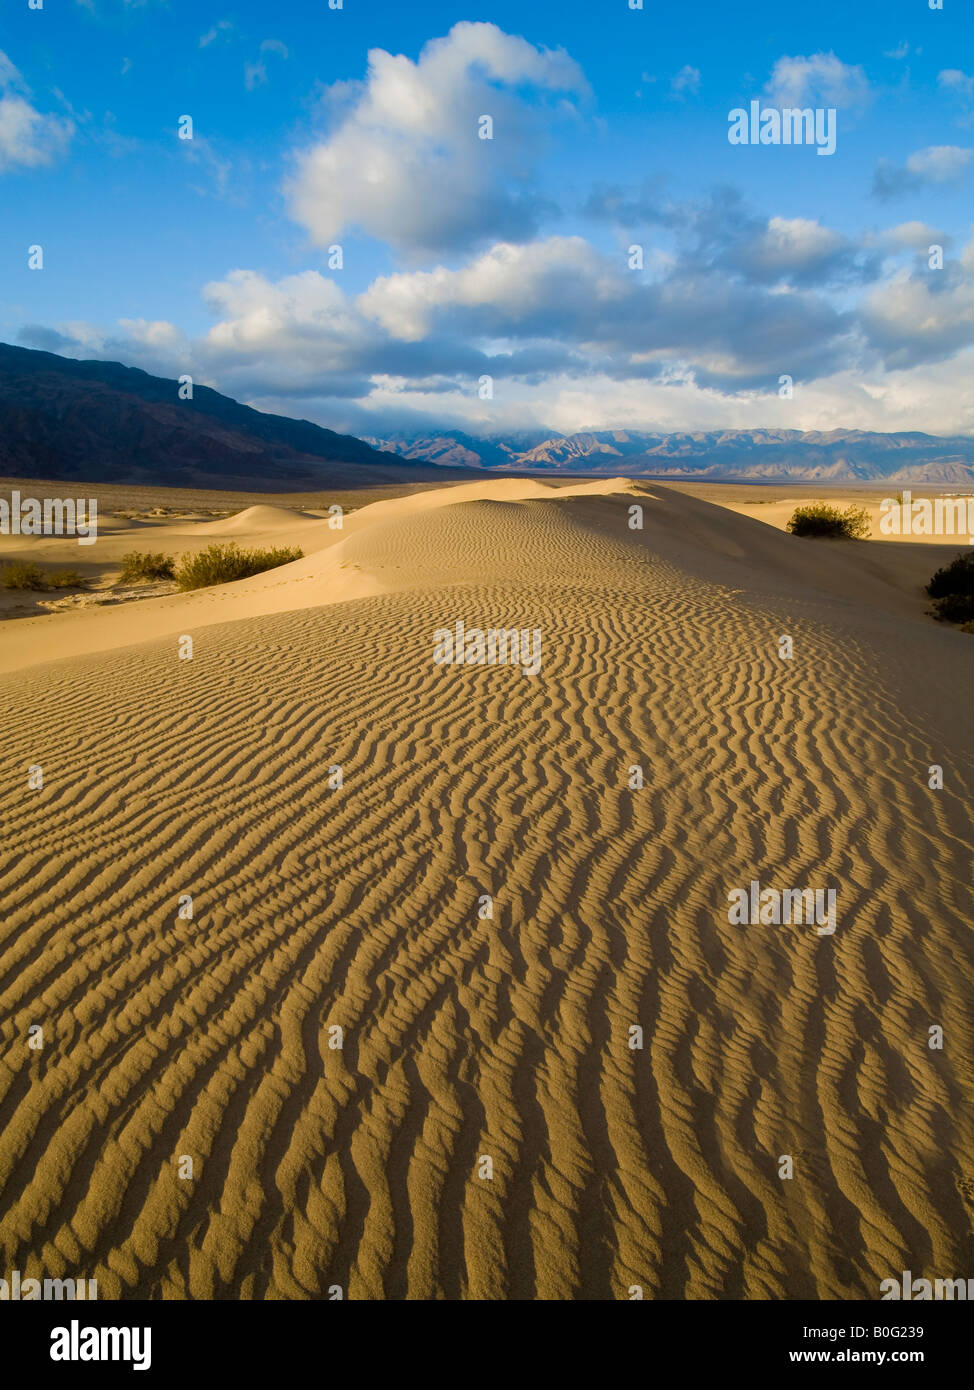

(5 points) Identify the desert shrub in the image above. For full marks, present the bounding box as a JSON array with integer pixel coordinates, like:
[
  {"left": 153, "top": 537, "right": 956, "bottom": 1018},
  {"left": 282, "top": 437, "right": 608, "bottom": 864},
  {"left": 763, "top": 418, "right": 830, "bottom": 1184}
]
[
  {"left": 45, "top": 569, "right": 86, "bottom": 589},
  {"left": 0, "top": 560, "right": 85, "bottom": 590},
  {"left": 926, "top": 551, "right": 974, "bottom": 623},
  {"left": 932, "top": 592, "right": 974, "bottom": 623},
  {"left": 1, "top": 560, "right": 47, "bottom": 590},
  {"left": 786, "top": 503, "right": 871, "bottom": 539},
  {"left": 119, "top": 551, "right": 176, "bottom": 583},
  {"left": 926, "top": 550, "right": 974, "bottom": 599},
  {"left": 0, "top": 558, "right": 85, "bottom": 592},
  {"left": 174, "top": 542, "right": 303, "bottom": 591}
]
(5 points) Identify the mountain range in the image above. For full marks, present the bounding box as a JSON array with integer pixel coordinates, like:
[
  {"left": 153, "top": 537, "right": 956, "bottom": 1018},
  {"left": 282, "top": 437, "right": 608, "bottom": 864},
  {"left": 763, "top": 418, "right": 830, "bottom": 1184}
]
[
  {"left": 367, "top": 428, "right": 974, "bottom": 483},
  {"left": 3, "top": 342, "right": 974, "bottom": 488},
  {"left": 0, "top": 343, "right": 456, "bottom": 490}
]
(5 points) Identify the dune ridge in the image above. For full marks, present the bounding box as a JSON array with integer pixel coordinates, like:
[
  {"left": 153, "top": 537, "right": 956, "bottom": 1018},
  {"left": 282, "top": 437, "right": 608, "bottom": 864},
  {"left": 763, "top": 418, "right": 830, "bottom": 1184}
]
[{"left": 1, "top": 481, "right": 972, "bottom": 1299}]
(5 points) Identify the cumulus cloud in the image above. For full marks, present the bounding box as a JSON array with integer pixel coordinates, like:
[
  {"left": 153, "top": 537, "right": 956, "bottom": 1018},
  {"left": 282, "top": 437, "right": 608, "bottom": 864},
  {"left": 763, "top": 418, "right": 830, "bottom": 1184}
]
[
  {"left": 286, "top": 21, "right": 587, "bottom": 260},
  {"left": 26, "top": 240, "right": 974, "bottom": 438},
  {"left": 358, "top": 234, "right": 851, "bottom": 389},
  {"left": 883, "top": 221, "right": 948, "bottom": 251},
  {"left": 586, "top": 185, "right": 876, "bottom": 288},
  {"left": 938, "top": 69, "right": 974, "bottom": 98},
  {"left": 764, "top": 52, "right": 870, "bottom": 109},
  {"left": 873, "top": 144, "right": 972, "bottom": 199},
  {"left": 0, "top": 49, "right": 73, "bottom": 172},
  {"left": 718, "top": 216, "right": 876, "bottom": 287},
  {"left": 859, "top": 242, "right": 974, "bottom": 368}
]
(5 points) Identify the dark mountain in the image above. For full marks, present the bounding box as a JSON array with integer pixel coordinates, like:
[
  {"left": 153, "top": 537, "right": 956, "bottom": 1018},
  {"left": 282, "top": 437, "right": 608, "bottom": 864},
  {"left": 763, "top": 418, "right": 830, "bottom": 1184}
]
[
  {"left": 372, "top": 427, "right": 974, "bottom": 483},
  {"left": 0, "top": 343, "right": 459, "bottom": 489},
  {"left": 6, "top": 341, "right": 973, "bottom": 490}
]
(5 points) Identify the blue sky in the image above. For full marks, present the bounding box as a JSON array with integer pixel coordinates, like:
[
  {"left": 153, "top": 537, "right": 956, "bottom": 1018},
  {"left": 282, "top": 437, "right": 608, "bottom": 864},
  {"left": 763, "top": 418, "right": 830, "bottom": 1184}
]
[{"left": 2, "top": 0, "right": 973, "bottom": 437}]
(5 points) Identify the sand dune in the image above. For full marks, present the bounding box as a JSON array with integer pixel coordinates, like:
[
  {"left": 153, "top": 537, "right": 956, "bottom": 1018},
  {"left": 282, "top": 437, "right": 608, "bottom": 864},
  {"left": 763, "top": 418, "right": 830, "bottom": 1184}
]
[
  {"left": 193, "top": 504, "right": 320, "bottom": 532},
  {"left": 1, "top": 480, "right": 972, "bottom": 1300},
  {"left": 0, "top": 477, "right": 641, "bottom": 675}
]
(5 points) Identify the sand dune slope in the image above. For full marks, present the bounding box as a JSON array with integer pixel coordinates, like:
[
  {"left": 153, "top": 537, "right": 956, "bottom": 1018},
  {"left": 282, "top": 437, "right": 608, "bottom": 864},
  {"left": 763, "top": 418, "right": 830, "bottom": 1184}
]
[
  {"left": 1, "top": 484, "right": 972, "bottom": 1300},
  {"left": 0, "top": 477, "right": 640, "bottom": 675}
]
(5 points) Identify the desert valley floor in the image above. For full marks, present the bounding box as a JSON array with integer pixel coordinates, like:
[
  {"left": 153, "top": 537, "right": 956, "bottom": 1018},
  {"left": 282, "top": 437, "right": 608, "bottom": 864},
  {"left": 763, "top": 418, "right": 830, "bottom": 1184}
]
[{"left": 1, "top": 479, "right": 972, "bottom": 1299}]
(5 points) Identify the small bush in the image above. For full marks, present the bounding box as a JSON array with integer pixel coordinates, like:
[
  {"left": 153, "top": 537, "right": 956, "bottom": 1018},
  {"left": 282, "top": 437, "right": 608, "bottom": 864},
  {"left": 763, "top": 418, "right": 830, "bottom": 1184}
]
[
  {"left": 46, "top": 569, "right": 86, "bottom": 589},
  {"left": 926, "top": 551, "right": 974, "bottom": 623},
  {"left": 1, "top": 560, "right": 47, "bottom": 590},
  {"left": 119, "top": 551, "right": 176, "bottom": 583},
  {"left": 174, "top": 542, "right": 303, "bottom": 591},
  {"left": 786, "top": 503, "right": 871, "bottom": 539},
  {"left": 0, "top": 560, "right": 85, "bottom": 591},
  {"left": 926, "top": 550, "right": 974, "bottom": 599},
  {"left": 932, "top": 592, "right": 974, "bottom": 623}
]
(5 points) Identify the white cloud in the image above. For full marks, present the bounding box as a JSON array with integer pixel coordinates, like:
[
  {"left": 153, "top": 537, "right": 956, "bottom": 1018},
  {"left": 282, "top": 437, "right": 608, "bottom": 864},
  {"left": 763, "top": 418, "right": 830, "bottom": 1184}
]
[
  {"left": 765, "top": 52, "right": 870, "bottom": 108},
  {"left": 860, "top": 245, "right": 974, "bottom": 367},
  {"left": 938, "top": 69, "right": 974, "bottom": 98},
  {"left": 884, "top": 221, "right": 947, "bottom": 251},
  {"left": 0, "top": 49, "right": 73, "bottom": 172},
  {"left": 906, "top": 145, "right": 972, "bottom": 180},
  {"left": 33, "top": 246, "right": 974, "bottom": 437},
  {"left": 195, "top": 268, "right": 378, "bottom": 392},
  {"left": 739, "top": 217, "right": 844, "bottom": 275},
  {"left": 117, "top": 318, "right": 184, "bottom": 349},
  {"left": 286, "top": 21, "right": 587, "bottom": 259},
  {"left": 873, "top": 145, "right": 972, "bottom": 199},
  {"left": 359, "top": 237, "right": 610, "bottom": 340}
]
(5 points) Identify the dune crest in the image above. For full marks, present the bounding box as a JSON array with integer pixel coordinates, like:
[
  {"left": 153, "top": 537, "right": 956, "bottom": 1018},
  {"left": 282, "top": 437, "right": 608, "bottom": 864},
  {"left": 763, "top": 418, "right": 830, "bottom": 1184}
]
[{"left": 0, "top": 477, "right": 643, "bottom": 675}]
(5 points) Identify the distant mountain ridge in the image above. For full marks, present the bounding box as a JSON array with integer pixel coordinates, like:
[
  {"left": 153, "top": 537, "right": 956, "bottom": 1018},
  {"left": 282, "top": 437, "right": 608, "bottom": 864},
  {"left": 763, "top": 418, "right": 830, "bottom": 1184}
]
[
  {"left": 370, "top": 427, "right": 974, "bottom": 483},
  {"left": 4, "top": 341, "right": 974, "bottom": 489},
  {"left": 0, "top": 343, "right": 451, "bottom": 489}
]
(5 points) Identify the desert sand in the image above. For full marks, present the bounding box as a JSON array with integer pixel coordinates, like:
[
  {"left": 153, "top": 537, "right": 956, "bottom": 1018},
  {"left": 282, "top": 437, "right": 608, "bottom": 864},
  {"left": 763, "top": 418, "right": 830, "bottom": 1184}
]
[
  {"left": 717, "top": 494, "right": 974, "bottom": 543},
  {"left": 1, "top": 477, "right": 972, "bottom": 1299}
]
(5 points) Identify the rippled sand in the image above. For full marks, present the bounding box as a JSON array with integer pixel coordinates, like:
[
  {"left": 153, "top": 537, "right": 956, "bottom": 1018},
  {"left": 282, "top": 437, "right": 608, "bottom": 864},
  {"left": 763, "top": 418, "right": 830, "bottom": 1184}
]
[{"left": 1, "top": 479, "right": 972, "bottom": 1299}]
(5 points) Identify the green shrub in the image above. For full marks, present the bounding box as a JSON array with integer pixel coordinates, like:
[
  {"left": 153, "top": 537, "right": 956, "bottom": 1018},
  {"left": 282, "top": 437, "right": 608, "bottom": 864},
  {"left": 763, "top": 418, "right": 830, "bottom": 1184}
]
[
  {"left": 933, "top": 592, "right": 974, "bottom": 623},
  {"left": 174, "top": 542, "right": 303, "bottom": 591},
  {"left": 786, "top": 503, "right": 871, "bottom": 539},
  {"left": 926, "top": 550, "right": 974, "bottom": 599},
  {"left": 0, "top": 560, "right": 85, "bottom": 590},
  {"left": 1, "top": 560, "right": 47, "bottom": 590},
  {"left": 926, "top": 551, "right": 974, "bottom": 623},
  {"left": 119, "top": 551, "right": 176, "bottom": 583}
]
